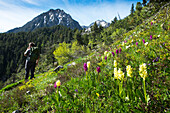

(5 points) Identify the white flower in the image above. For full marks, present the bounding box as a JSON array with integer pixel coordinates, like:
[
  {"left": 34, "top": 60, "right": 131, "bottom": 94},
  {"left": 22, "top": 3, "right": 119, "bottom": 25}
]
[
  {"left": 118, "top": 68, "right": 124, "bottom": 80},
  {"left": 114, "top": 60, "right": 117, "bottom": 67},
  {"left": 87, "top": 61, "right": 90, "bottom": 69},
  {"left": 104, "top": 51, "right": 108, "bottom": 56},
  {"left": 126, "top": 45, "right": 131, "bottom": 49},
  {"left": 158, "top": 35, "right": 160, "bottom": 37},
  {"left": 145, "top": 42, "right": 148, "bottom": 46},
  {"left": 72, "top": 62, "right": 76, "bottom": 65}
]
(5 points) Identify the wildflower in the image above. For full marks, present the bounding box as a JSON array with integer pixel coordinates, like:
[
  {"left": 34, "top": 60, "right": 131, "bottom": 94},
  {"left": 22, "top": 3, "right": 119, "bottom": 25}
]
[
  {"left": 72, "top": 62, "right": 76, "bottom": 65},
  {"left": 136, "top": 42, "right": 138, "bottom": 45},
  {"left": 104, "top": 51, "right": 108, "bottom": 56},
  {"left": 105, "top": 56, "right": 107, "bottom": 60},
  {"left": 150, "top": 35, "right": 152, "bottom": 40},
  {"left": 158, "top": 35, "right": 160, "bottom": 37},
  {"left": 112, "top": 52, "right": 115, "bottom": 57},
  {"left": 118, "top": 68, "right": 124, "bottom": 80},
  {"left": 126, "top": 65, "right": 132, "bottom": 77},
  {"left": 84, "top": 63, "right": 87, "bottom": 71},
  {"left": 116, "top": 49, "right": 118, "bottom": 54},
  {"left": 96, "top": 93, "right": 100, "bottom": 97},
  {"left": 97, "top": 67, "right": 101, "bottom": 73},
  {"left": 119, "top": 48, "right": 121, "bottom": 53},
  {"left": 107, "top": 52, "right": 112, "bottom": 58},
  {"left": 143, "top": 39, "right": 145, "bottom": 44},
  {"left": 139, "top": 63, "right": 147, "bottom": 79},
  {"left": 156, "top": 57, "right": 159, "bottom": 62},
  {"left": 139, "top": 63, "right": 148, "bottom": 102},
  {"left": 114, "top": 68, "right": 118, "bottom": 79},
  {"left": 151, "top": 21, "right": 153, "bottom": 25},
  {"left": 75, "top": 89, "right": 78, "bottom": 92},
  {"left": 122, "top": 42, "right": 125, "bottom": 46},
  {"left": 54, "top": 80, "right": 61, "bottom": 88},
  {"left": 145, "top": 42, "right": 148, "bottom": 46},
  {"left": 114, "top": 60, "right": 117, "bottom": 67},
  {"left": 126, "top": 45, "right": 130, "bottom": 49},
  {"left": 124, "top": 40, "right": 127, "bottom": 43},
  {"left": 163, "top": 43, "right": 165, "bottom": 45},
  {"left": 102, "top": 56, "right": 104, "bottom": 60},
  {"left": 87, "top": 61, "right": 90, "bottom": 69}
]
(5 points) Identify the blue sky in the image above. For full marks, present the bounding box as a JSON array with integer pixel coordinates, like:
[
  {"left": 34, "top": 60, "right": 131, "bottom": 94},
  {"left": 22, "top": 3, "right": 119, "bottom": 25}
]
[{"left": 0, "top": 0, "right": 142, "bottom": 32}]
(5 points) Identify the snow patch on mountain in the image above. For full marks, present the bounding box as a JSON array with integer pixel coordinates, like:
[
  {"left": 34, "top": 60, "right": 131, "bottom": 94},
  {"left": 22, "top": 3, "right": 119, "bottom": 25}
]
[{"left": 83, "top": 20, "right": 110, "bottom": 32}]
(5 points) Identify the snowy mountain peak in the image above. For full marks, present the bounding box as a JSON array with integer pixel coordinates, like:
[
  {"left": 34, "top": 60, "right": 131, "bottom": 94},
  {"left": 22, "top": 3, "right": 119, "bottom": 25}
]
[
  {"left": 91, "top": 20, "right": 110, "bottom": 28},
  {"left": 82, "top": 20, "right": 110, "bottom": 32},
  {"left": 8, "top": 9, "right": 82, "bottom": 33}
]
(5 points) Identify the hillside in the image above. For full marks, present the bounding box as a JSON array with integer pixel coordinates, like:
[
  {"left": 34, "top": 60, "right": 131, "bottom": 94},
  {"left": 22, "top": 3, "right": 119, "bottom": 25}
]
[{"left": 0, "top": 1, "right": 170, "bottom": 113}]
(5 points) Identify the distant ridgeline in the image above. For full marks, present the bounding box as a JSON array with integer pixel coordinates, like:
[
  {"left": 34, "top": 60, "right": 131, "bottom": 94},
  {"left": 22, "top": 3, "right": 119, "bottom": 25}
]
[{"left": 7, "top": 9, "right": 82, "bottom": 33}]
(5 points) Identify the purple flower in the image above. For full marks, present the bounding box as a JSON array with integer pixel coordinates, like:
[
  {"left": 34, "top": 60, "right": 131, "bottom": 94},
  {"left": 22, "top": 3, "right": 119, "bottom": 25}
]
[
  {"left": 163, "top": 43, "right": 165, "bottom": 45},
  {"left": 156, "top": 57, "right": 159, "bottom": 62},
  {"left": 143, "top": 39, "right": 145, "bottom": 44},
  {"left": 148, "top": 63, "right": 151, "bottom": 65},
  {"left": 112, "top": 52, "right": 115, "bottom": 56},
  {"left": 153, "top": 59, "right": 155, "bottom": 62},
  {"left": 124, "top": 40, "right": 127, "bottom": 43},
  {"left": 116, "top": 49, "right": 118, "bottom": 54},
  {"left": 151, "top": 22, "right": 153, "bottom": 25},
  {"left": 105, "top": 56, "right": 107, "bottom": 60},
  {"left": 75, "top": 89, "right": 78, "bottom": 92},
  {"left": 84, "top": 63, "right": 87, "bottom": 71},
  {"left": 160, "top": 45, "right": 162, "bottom": 48},
  {"left": 136, "top": 42, "right": 138, "bottom": 45},
  {"left": 54, "top": 82, "right": 60, "bottom": 88},
  {"left": 150, "top": 35, "right": 152, "bottom": 40},
  {"left": 119, "top": 48, "right": 121, "bottom": 53},
  {"left": 97, "top": 67, "right": 101, "bottom": 73},
  {"left": 54, "top": 83, "right": 57, "bottom": 88}
]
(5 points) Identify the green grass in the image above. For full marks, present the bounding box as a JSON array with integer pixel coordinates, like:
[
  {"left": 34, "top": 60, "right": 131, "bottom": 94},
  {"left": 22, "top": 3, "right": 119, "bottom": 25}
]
[{"left": 0, "top": 4, "right": 169, "bottom": 113}]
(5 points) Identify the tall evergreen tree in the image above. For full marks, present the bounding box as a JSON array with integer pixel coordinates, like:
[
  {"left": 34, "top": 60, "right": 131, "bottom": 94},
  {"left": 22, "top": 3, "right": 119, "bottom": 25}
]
[
  {"left": 142, "top": 0, "right": 147, "bottom": 6},
  {"left": 130, "top": 3, "right": 135, "bottom": 16},
  {"left": 136, "top": 2, "right": 143, "bottom": 11}
]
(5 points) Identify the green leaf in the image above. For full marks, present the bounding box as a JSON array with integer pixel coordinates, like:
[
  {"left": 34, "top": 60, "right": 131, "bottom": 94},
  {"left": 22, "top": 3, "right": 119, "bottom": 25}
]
[
  {"left": 146, "top": 95, "right": 150, "bottom": 104},
  {"left": 85, "top": 107, "right": 91, "bottom": 113},
  {"left": 136, "top": 89, "right": 145, "bottom": 103}
]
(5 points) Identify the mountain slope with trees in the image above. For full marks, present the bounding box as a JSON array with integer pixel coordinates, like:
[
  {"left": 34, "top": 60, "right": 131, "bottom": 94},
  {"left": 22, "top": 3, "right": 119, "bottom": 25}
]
[{"left": 0, "top": 0, "right": 169, "bottom": 112}]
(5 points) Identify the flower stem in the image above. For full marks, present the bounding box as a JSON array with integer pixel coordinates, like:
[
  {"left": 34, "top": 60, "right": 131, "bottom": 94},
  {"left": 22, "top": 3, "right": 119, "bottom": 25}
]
[{"left": 143, "top": 78, "right": 147, "bottom": 103}]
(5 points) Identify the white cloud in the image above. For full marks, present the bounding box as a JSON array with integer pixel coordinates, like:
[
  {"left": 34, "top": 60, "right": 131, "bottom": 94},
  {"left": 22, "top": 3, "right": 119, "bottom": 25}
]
[
  {"left": 0, "top": 1, "right": 42, "bottom": 32},
  {"left": 22, "top": 0, "right": 39, "bottom": 5}
]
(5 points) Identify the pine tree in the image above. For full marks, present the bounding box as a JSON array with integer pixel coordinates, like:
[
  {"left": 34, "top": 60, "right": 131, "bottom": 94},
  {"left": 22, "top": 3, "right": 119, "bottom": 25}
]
[
  {"left": 142, "top": 0, "right": 147, "bottom": 6},
  {"left": 136, "top": 2, "right": 142, "bottom": 11},
  {"left": 130, "top": 3, "right": 135, "bottom": 16}
]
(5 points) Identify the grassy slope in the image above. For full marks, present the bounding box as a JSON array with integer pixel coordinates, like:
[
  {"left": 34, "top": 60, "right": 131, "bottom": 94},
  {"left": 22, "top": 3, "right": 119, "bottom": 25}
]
[{"left": 0, "top": 4, "right": 169, "bottom": 113}]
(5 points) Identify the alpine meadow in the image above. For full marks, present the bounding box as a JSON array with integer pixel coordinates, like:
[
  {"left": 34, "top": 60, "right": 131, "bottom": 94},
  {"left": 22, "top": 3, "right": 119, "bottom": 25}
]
[{"left": 0, "top": 0, "right": 169, "bottom": 112}]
